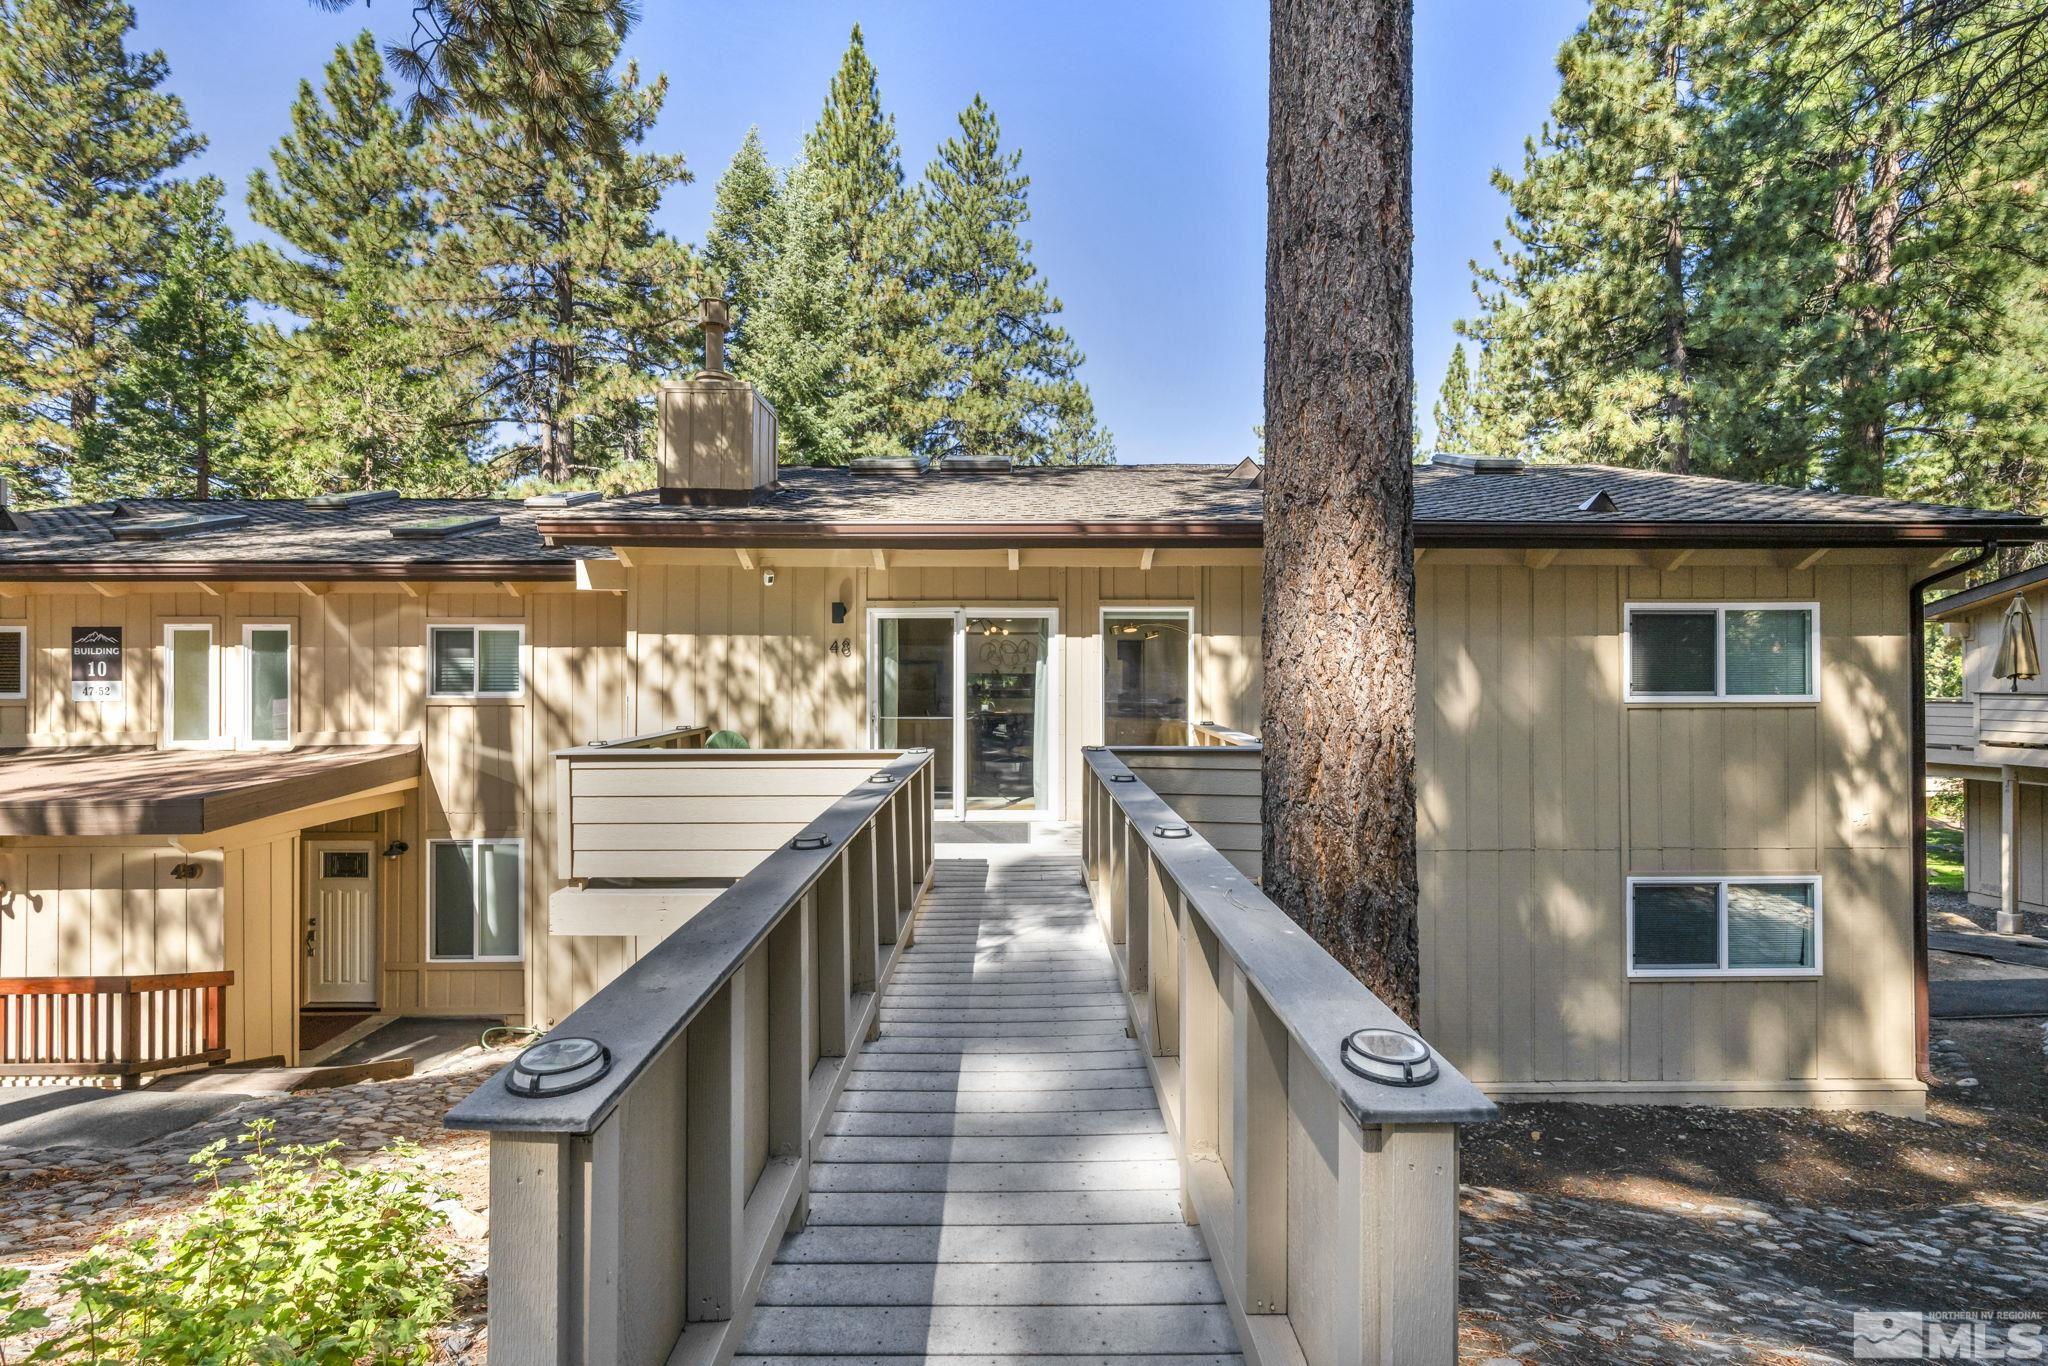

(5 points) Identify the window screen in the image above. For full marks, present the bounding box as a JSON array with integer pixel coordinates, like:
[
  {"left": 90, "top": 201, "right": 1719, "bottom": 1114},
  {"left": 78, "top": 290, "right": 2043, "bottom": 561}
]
[
  {"left": 1629, "top": 611, "right": 1716, "bottom": 696},
  {"left": 1724, "top": 609, "right": 1812, "bottom": 698},
  {"left": 430, "top": 629, "right": 477, "bottom": 695},
  {"left": 0, "top": 628, "right": 22, "bottom": 699},
  {"left": 247, "top": 627, "right": 291, "bottom": 742},
  {"left": 168, "top": 627, "right": 213, "bottom": 742},
  {"left": 1630, "top": 882, "right": 1719, "bottom": 969},
  {"left": 477, "top": 628, "right": 521, "bottom": 694},
  {"left": 1726, "top": 882, "right": 1816, "bottom": 969}
]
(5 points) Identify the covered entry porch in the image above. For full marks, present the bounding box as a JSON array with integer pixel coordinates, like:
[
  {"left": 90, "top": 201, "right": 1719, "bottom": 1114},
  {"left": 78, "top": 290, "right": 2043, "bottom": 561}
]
[{"left": 0, "top": 744, "right": 419, "bottom": 1076}]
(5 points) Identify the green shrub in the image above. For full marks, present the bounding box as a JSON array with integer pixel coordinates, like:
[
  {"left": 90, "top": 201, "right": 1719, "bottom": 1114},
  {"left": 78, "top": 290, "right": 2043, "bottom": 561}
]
[{"left": 34, "top": 1118, "right": 458, "bottom": 1365}]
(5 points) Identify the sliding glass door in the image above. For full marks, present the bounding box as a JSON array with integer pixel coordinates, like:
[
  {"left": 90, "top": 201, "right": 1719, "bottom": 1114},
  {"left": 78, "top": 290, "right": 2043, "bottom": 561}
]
[{"left": 871, "top": 608, "right": 1058, "bottom": 818}]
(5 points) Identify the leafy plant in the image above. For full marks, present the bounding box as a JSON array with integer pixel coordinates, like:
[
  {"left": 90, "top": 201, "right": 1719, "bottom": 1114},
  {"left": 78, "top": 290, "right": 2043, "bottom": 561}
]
[
  {"left": 33, "top": 1118, "right": 458, "bottom": 1364},
  {"left": 0, "top": 1267, "right": 51, "bottom": 1365}
]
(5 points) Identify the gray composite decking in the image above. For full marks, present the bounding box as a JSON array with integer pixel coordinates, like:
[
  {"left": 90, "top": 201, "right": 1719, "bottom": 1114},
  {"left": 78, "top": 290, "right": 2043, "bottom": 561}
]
[{"left": 736, "top": 835, "right": 1245, "bottom": 1365}]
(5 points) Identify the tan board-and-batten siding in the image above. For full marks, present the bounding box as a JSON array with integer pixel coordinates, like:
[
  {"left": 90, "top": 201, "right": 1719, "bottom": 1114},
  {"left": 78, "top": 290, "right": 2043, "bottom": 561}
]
[{"left": 1417, "top": 561, "right": 1918, "bottom": 1109}]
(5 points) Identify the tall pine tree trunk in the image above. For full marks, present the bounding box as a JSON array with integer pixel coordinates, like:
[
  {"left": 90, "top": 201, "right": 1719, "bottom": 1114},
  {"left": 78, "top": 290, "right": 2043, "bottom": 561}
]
[{"left": 1263, "top": 0, "right": 1421, "bottom": 1023}]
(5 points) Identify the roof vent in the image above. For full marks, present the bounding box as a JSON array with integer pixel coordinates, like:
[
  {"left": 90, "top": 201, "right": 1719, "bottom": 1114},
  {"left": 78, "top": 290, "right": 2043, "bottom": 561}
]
[
  {"left": 935, "top": 454, "right": 1013, "bottom": 474},
  {"left": 523, "top": 490, "right": 603, "bottom": 508},
  {"left": 388, "top": 513, "right": 500, "bottom": 540},
  {"left": 849, "top": 457, "right": 922, "bottom": 476},
  {"left": 1578, "top": 490, "right": 1620, "bottom": 514},
  {"left": 305, "top": 489, "right": 401, "bottom": 510},
  {"left": 1230, "top": 456, "right": 1263, "bottom": 488},
  {"left": 1428, "top": 452, "right": 1524, "bottom": 473},
  {"left": 109, "top": 511, "right": 252, "bottom": 541}
]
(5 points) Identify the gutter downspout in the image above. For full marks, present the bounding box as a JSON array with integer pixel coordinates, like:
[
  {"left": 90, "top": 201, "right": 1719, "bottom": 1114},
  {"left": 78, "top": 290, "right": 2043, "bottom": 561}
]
[{"left": 1911, "top": 541, "right": 1999, "bottom": 1086}]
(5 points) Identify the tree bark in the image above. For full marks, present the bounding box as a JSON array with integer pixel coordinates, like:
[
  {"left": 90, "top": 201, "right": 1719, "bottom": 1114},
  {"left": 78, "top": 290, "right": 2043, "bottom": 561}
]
[{"left": 1263, "top": 0, "right": 1421, "bottom": 1024}]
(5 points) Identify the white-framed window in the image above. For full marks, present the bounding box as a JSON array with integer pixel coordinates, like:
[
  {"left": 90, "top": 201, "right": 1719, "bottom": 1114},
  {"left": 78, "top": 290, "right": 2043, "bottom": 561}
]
[
  {"left": 0, "top": 625, "right": 24, "bottom": 701},
  {"left": 241, "top": 622, "right": 293, "bottom": 748},
  {"left": 1627, "top": 876, "right": 1822, "bottom": 977},
  {"left": 1625, "top": 602, "right": 1819, "bottom": 703},
  {"left": 428, "top": 624, "right": 523, "bottom": 699},
  {"left": 162, "top": 622, "right": 223, "bottom": 747},
  {"left": 1101, "top": 606, "right": 1195, "bottom": 747},
  {"left": 428, "top": 837, "right": 523, "bottom": 962}
]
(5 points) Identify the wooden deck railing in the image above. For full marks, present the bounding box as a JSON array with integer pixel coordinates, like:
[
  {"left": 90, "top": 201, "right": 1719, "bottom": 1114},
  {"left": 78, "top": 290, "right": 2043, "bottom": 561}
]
[
  {"left": 0, "top": 971, "right": 233, "bottom": 1089},
  {"left": 1189, "top": 720, "right": 1261, "bottom": 747},
  {"left": 582, "top": 722, "right": 712, "bottom": 750},
  {"left": 1083, "top": 747, "right": 1495, "bottom": 1365},
  {"left": 1927, "top": 698, "right": 1975, "bottom": 753},
  {"left": 447, "top": 747, "right": 935, "bottom": 1366}
]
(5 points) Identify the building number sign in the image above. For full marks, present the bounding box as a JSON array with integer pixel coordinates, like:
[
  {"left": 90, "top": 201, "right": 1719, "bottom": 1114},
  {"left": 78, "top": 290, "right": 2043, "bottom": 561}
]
[{"left": 70, "top": 626, "right": 123, "bottom": 703}]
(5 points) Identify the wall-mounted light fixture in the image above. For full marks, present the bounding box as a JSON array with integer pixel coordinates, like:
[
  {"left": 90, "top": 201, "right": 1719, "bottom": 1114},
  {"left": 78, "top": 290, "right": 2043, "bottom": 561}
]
[
  {"left": 170, "top": 862, "right": 202, "bottom": 881},
  {"left": 831, "top": 602, "right": 849, "bottom": 625},
  {"left": 382, "top": 840, "right": 410, "bottom": 861},
  {"left": 762, "top": 570, "right": 776, "bottom": 587}
]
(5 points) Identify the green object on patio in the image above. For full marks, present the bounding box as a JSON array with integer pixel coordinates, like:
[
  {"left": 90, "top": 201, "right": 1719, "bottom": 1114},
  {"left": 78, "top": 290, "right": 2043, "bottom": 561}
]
[{"left": 705, "top": 729, "right": 749, "bottom": 749}]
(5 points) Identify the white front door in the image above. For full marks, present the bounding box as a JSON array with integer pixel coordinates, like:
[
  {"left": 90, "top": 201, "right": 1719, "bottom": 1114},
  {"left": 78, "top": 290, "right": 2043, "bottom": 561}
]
[{"left": 306, "top": 842, "right": 377, "bottom": 1006}]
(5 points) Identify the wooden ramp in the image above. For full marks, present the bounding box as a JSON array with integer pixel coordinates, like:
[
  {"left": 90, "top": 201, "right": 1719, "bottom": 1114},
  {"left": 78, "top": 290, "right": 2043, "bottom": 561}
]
[{"left": 737, "top": 836, "right": 1244, "bottom": 1365}]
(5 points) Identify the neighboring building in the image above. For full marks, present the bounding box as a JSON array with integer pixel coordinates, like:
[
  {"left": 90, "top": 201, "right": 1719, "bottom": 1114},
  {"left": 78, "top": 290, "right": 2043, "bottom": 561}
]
[
  {"left": 0, "top": 358, "right": 2036, "bottom": 1108},
  {"left": 1927, "top": 565, "right": 2048, "bottom": 933}
]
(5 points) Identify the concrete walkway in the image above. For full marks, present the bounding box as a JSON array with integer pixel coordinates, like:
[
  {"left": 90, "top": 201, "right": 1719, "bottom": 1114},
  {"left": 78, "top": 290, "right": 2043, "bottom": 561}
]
[{"left": 736, "top": 831, "right": 1242, "bottom": 1364}]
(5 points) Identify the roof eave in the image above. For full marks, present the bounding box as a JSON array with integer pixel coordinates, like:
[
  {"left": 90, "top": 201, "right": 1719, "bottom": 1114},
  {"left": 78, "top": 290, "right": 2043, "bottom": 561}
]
[
  {"left": 536, "top": 514, "right": 2042, "bottom": 553},
  {"left": 1415, "top": 520, "right": 2042, "bottom": 550},
  {"left": 533, "top": 519, "right": 1265, "bottom": 550},
  {"left": 1926, "top": 563, "right": 2048, "bottom": 622},
  {"left": 0, "top": 560, "right": 580, "bottom": 583}
]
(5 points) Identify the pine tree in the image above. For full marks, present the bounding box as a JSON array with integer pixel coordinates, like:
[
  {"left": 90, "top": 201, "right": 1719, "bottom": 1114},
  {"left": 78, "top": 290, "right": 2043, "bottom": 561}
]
[
  {"left": 1430, "top": 342, "right": 1480, "bottom": 454},
  {"left": 0, "top": 0, "right": 200, "bottom": 500},
  {"left": 406, "top": 38, "right": 694, "bottom": 484},
  {"left": 1465, "top": 0, "right": 1713, "bottom": 475},
  {"left": 800, "top": 27, "right": 941, "bottom": 460},
  {"left": 702, "top": 128, "right": 782, "bottom": 373},
  {"left": 745, "top": 157, "right": 866, "bottom": 463},
  {"left": 246, "top": 31, "right": 426, "bottom": 316},
  {"left": 80, "top": 180, "right": 264, "bottom": 501},
  {"left": 242, "top": 32, "right": 480, "bottom": 494},
  {"left": 918, "top": 96, "right": 1109, "bottom": 465}
]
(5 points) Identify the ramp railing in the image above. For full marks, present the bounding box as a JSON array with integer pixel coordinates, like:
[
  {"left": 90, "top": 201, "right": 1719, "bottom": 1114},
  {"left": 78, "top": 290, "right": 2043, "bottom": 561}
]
[
  {"left": 448, "top": 747, "right": 935, "bottom": 1366},
  {"left": 1083, "top": 746, "right": 1495, "bottom": 1365}
]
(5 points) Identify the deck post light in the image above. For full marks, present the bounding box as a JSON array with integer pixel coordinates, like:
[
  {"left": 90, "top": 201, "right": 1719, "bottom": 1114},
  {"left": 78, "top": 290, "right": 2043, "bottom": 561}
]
[
  {"left": 507, "top": 1036, "right": 611, "bottom": 1098},
  {"left": 1341, "top": 1027, "right": 1439, "bottom": 1087}
]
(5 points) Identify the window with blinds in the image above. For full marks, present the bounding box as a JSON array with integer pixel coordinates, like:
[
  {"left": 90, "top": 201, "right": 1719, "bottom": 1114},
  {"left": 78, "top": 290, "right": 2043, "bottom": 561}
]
[
  {"left": 428, "top": 625, "right": 522, "bottom": 698},
  {"left": 1626, "top": 604, "right": 1817, "bottom": 702},
  {"left": 0, "top": 627, "right": 22, "bottom": 700},
  {"left": 1629, "top": 876, "right": 1820, "bottom": 976}
]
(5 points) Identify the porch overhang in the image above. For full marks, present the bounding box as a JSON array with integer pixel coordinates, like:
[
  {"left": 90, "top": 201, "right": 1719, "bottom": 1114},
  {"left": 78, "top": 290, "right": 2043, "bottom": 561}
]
[{"left": 0, "top": 745, "right": 420, "bottom": 837}]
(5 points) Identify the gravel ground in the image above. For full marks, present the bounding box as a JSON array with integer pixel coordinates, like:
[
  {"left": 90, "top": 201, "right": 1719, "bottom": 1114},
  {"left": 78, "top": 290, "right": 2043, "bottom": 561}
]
[
  {"left": 0, "top": 1048, "right": 503, "bottom": 1363},
  {"left": 1458, "top": 1010, "right": 2048, "bottom": 1364},
  {"left": 2, "top": 1004, "right": 2042, "bottom": 1365}
]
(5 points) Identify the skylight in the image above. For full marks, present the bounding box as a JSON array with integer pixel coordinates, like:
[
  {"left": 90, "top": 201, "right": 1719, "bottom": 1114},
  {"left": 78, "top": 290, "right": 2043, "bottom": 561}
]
[{"left": 388, "top": 514, "right": 501, "bottom": 540}]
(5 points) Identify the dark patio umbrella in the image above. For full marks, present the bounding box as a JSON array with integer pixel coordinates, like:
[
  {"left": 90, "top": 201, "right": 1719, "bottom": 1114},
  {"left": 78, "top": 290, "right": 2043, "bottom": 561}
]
[{"left": 1996, "top": 594, "right": 2040, "bottom": 692}]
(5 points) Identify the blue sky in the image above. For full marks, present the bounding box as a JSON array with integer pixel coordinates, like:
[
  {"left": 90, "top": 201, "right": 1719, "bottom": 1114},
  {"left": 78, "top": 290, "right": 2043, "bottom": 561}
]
[{"left": 136, "top": 1, "right": 1585, "bottom": 465}]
